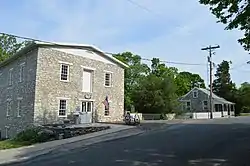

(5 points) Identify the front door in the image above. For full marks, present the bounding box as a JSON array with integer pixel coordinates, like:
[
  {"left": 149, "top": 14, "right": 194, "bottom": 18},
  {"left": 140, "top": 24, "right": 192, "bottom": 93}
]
[{"left": 80, "top": 101, "right": 93, "bottom": 123}]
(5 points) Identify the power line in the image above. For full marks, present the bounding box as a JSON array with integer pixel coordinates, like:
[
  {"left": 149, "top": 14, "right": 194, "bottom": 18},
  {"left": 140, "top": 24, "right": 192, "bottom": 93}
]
[
  {"left": 140, "top": 58, "right": 206, "bottom": 66},
  {"left": 125, "top": 0, "right": 161, "bottom": 17},
  {"left": 1, "top": 32, "right": 207, "bottom": 66}
]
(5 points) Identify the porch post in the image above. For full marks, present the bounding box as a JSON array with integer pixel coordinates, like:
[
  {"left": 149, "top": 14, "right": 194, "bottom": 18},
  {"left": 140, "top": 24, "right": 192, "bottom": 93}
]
[{"left": 221, "top": 104, "right": 224, "bottom": 117}]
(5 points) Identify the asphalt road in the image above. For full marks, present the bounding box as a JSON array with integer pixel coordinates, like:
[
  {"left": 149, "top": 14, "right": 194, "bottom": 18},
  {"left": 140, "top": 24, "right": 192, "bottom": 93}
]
[{"left": 4, "top": 117, "right": 250, "bottom": 166}]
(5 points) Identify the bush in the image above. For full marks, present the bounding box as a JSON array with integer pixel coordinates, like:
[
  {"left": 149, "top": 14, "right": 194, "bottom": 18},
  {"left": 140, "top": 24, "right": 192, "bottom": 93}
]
[{"left": 13, "top": 127, "right": 53, "bottom": 144}]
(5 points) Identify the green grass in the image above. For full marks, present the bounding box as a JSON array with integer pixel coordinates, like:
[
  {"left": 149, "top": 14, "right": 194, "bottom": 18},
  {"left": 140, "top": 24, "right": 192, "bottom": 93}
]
[{"left": 0, "top": 140, "right": 31, "bottom": 150}]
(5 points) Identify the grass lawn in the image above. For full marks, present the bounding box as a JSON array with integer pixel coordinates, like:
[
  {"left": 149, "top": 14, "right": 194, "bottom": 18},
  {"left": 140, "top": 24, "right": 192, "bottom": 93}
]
[
  {"left": 0, "top": 140, "right": 30, "bottom": 150},
  {"left": 240, "top": 113, "right": 250, "bottom": 116}
]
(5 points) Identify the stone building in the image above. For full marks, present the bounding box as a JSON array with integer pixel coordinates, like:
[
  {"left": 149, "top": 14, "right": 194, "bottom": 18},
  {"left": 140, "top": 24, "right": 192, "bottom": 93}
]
[{"left": 0, "top": 41, "right": 128, "bottom": 138}]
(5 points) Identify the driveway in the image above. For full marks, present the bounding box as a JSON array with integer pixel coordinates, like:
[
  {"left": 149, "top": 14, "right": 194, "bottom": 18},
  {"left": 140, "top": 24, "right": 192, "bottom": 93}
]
[{"left": 3, "top": 117, "right": 250, "bottom": 166}]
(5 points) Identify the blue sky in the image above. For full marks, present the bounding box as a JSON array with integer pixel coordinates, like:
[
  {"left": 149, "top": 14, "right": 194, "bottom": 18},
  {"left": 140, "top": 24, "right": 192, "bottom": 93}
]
[{"left": 1, "top": 0, "right": 250, "bottom": 86}]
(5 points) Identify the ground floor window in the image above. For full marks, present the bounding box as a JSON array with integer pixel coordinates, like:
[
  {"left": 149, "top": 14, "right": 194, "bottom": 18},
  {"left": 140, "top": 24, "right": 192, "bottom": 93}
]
[
  {"left": 59, "top": 100, "right": 67, "bottom": 117},
  {"left": 186, "top": 101, "right": 191, "bottom": 111},
  {"left": 5, "top": 126, "right": 9, "bottom": 139}
]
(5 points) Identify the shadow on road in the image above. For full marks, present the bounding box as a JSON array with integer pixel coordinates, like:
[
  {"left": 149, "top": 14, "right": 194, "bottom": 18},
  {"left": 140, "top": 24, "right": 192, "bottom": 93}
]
[{"left": 2, "top": 120, "right": 250, "bottom": 166}]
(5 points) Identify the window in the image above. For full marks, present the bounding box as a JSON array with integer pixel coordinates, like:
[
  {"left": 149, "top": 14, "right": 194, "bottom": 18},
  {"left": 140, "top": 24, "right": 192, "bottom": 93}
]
[
  {"left": 193, "top": 91, "right": 198, "bottom": 98},
  {"left": 59, "top": 100, "right": 67, "bottom": 117},
  {"left": 186, "top": 101, "right": 191, "bottom": 111},
  {"left": 82, "top": 69, "right": 92, "bottom": 92},
  {"left": 17, "top": 98, "right": 22, "bottom": 117},
  {"left": 19, "top": 64, "right": 25, "bottom": 82},
  {"left": 104, "top": 73, "right": 112, "bottom": 87},
  {"left": 5, "top": 126, "right": 9, "bottom": 139},
  {"left": 203, "top": 100, "right": 208, "bottom": 110},
  {"left": 6, "top": 100, "right": 12, "bottom": 116},
  {"left": 8, "top": 68, "right": 13, "bottom": 86},
  {"left": 81, "top": 101, "right": 93, "bottom": 113},
  {"left": 60, "top": 64, "right": 69, "bottom": 81}
]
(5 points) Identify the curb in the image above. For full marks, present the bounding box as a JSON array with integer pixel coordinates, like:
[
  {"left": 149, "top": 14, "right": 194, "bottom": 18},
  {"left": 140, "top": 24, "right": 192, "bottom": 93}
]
[{"left": 0, "top": 127, "right": 143, "bottom": 165}]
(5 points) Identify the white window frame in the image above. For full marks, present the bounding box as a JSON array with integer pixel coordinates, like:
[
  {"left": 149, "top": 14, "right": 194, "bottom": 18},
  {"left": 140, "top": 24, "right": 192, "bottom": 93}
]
[
  {"left": 186, "top": 101, "right": 191, "bottom": 111},
  {"left": 17, "top": 97, "right": 23, "bottom": 117},
  {"left": 81, "top": 101, "right": 93, "bottom": 113},
  {"left": 6, "top": 99, "right": 12, "bottom": 117},
  {"left": 58, "top": 98, "right": 69, "bottom": 117},
  {"left": 193, "top": 90, "right": 198, "bottom": 98},
  {"left": 104, "top": 71, "right": 112, "bottom": 87},
  {"left": 82, "top": 67, "right": 95, "bottom": 93},
  {"left": 60, "top": 63, "right": 70, "bottom": 82},
  {"left": 8, "top": 68, "right": 13, "bottom": 86},
  {"left": 202, "top": 100, "right": 208, "bottom": 110},
  {"left": 19, "top": 63, "right": 25, "bottom": 83}
]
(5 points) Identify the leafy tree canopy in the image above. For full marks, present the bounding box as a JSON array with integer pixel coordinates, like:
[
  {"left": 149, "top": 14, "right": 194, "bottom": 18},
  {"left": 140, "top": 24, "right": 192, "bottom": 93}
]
[
  {"left": 0, "top": 34, "right": 28, "bottom": 62},
  {"left": 199, "top": 0, "right": 250, "bottom": 50}
]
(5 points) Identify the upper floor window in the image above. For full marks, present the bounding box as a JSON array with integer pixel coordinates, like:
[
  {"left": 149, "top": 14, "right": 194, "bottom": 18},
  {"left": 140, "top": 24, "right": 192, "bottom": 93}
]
[
  {"left": 60, "top": 64, "right": 69, "bottom": 81},
  {"left": 104, "top": 72, "right": 112, "bottom": 87},
  {"left": 8, "top": 68, "right": 13, "bottom": 86},
  {"left": 6, "top": 99, "right": 12, "bottom": 116},
  {"left": 19, "top": 63, "right": 25, "bottom": 83},
  {"left": 193, "top": 91, "right": 198, "bottom": 98}
]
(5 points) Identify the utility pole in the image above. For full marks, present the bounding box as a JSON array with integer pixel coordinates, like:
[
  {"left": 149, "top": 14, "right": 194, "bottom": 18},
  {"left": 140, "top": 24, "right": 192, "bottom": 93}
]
[{"left": 201, "top": 45, "right": 220, "bottom": 119}]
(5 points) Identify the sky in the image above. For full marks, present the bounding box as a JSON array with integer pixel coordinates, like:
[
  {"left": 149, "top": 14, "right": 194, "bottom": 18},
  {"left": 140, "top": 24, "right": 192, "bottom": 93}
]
[{"left": 1, "top": 0, "right": 250, "bottom": 87}]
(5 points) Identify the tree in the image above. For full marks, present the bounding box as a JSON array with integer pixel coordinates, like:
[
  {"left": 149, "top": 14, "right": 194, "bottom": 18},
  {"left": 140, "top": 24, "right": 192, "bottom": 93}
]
[
  {"left": 199, "top": 0, "right": 250, "bottom": 51},
  {"left": 0, "top": 34, "right": 28, "bottom": 62},
  {"left": 212, "top": 60, "right": 236, "bottom": 101},
  {"left": 132, "top": 58, "right": 178, "bottom": 114},
  {"left": 174, "top": 71, "right": 206, "bottom": 96},
  {"left": 113, "top": 52, "right": 150, "bottom": 111},
  {"left": 237, "top": 82, "right": 250, "bottom": 113}
]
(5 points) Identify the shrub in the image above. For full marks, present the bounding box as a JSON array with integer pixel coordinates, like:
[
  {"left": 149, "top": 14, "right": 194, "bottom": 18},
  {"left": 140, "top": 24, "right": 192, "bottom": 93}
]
[{"left": 13, "top": 127, "right": 53, "bottom": 144}]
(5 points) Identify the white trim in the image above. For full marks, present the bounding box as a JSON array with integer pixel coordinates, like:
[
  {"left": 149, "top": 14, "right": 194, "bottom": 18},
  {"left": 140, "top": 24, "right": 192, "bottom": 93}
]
[
  {"left": 5, "top": 126, "right": 9, "bottom": 139},
  {"left": 81, "top": 65, "right": 96, "bottom": 71},
  {"left": 192, "top": 90, "right": 198, "bottom": 98},
  {"left": 19, "top": 64, "right": 25, "bottom": 83},
  {"left": 58, "top": 99, "right": 68, "bottom": 117},
  {"left": 104, "top": 116, "right": 111, "bottom": 118},
  {"left": 58, "top": 61, "right": 73, "bottom": 65},
  {"left": 80, "top": 100, "right": 93, "bottom": 113},
  {"left": 8, "top": 68, "right": 13, "bottom": 86},
  {"left": 56, "top": 97, "right": 71, "bottom": 100},
  {"left": 60, "top": 64, "right": 70, "bottom": 82},
  {"left": 103, "top": 70, "right": 113, "bottom": 73},
  {"left": 181, "top": 87, "right": 199, "bottom": 99},
  {"left": 79, "top": 98, "right": 95, "bottom": 101},
  {"left": 20, "top": 62, "right": 26, "bottom": 66}
]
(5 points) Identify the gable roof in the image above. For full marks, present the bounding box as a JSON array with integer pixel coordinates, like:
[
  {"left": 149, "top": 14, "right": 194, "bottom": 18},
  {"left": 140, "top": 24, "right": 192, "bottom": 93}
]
[
  {"left": 0, "top": 41, "right": 129, "bottom": 69},
  {"left": 180, "top": 87, "right": 235, "bottom": 104}
]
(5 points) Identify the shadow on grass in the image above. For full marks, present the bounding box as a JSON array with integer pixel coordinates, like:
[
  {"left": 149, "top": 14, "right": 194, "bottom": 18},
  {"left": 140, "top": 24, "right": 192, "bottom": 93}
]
[{"left": 2, "top": 118, "right": 250, "bottom": 166}]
